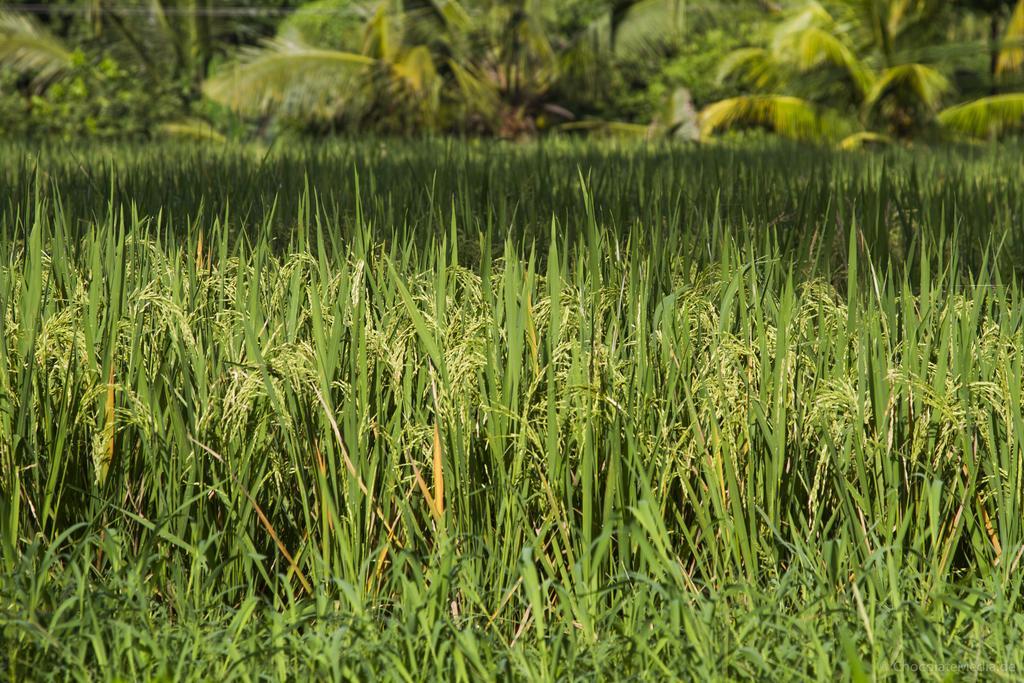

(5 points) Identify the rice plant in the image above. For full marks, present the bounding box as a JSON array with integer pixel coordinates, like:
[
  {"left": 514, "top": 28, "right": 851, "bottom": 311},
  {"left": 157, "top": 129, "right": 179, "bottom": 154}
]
[{"left": 2, "top": 140, "right": 1024, "bottom": 681}]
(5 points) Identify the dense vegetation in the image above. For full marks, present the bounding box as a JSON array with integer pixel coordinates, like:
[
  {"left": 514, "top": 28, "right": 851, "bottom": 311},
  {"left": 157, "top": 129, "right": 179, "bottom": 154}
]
[
  {"left": 3, "top": 140, "right": 1024, "bottom": 679},
  {"left": 3, "top": 0, "right": 1024, "bottom": 142}
]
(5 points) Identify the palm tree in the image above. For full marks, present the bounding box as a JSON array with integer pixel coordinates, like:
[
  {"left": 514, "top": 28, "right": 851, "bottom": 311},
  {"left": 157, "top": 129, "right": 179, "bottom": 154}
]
[
  {"left": 0, "top": 10, "right": 74, "bottom": 89},
  {"left": 939, "top": 0, "right": 1024, "bottom": 137},
  {"left": 701, "top": 0, "right": 1024, "bottom": 143},
  {"left": 202, "top": 0, "right": 692, "bottom": 137},
  {"left": 0, "top": 1, "right": 290, "bottom": 103},
  {"left": 0, "top": 0, "right": 701, "bottom": 138},
  {"left": 205, "top": 2, "right": 444, "bottom": 133}
]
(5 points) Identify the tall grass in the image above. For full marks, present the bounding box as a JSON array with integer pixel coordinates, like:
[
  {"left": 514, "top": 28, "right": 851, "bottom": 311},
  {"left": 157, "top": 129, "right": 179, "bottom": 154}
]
[{"left": 2, "top": 141, "right": 1024, "bottom": 680}]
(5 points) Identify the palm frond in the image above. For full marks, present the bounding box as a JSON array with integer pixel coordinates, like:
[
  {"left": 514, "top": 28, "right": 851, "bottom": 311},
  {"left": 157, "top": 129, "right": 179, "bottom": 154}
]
[
  {"left": 203, "top": 40, "right": 375, "bottom": 118},
  {"left": 514, "top": 8, "right": 558, "bottom": 75},
  {"left": 837, "top": 130, "right": 893, "bottom": 149},
  {"left": 363, "top": 2, "right": 400, "bottom": 63},
  {"left": 769, "top": 2, "right": 834, "bottom": 54},
  {"left": 0, "top": 11, "right": 74, "bottom": 88},
  {"left": 448, "top": 59, "right": 501, "bottom": 120},
  {"left": 428, "top": 0, "right": 471, "bottom": 31},
  {"left": 157, "top": 119, "right": 227, "bottom": 143},
  {"left": 938, "top": 93, "right": 1024, "bottom": 138},
  {"left": 392, "top": 45, "right": 438, "bottom": 95},
  {"left": 277, "top": 0, "right": 374, "bottom": 51},
  {"left": 611, "top": 0, "right": 688, "bottom": 58},
  {"left": 864, "top": 63, "right": 950, "bottom": 113},
  {"left": 997, "top": 0, "right": 1024, "bottom": 76},
  {"left": 756, "top": 3, "right": 876, "bottom": 96},
  {"left": 716, "top": 47, "right": 778, "bottom": 89},
  {"left": 138, "top": 0, "right": 179, "bottom": 63},
  {"left": 792, "top": 26, "right": 872, "bottom": 95},
  {"left": 699, "top": 94, "right": 836, "bottom": 141}
]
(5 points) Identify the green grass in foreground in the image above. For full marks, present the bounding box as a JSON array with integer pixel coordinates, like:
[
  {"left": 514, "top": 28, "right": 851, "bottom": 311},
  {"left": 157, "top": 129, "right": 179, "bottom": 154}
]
[{"left": 3, "top": 141, "right": 1024, "bottom": 681}]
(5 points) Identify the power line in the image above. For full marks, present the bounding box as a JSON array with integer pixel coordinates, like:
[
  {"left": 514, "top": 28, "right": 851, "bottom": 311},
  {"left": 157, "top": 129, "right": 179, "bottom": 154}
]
[
  {"left": 4, "top": 3, "right": 313, "bottom": 17},
  {"left": 0, "top": 1, "right": 819, "bottom": 19}
]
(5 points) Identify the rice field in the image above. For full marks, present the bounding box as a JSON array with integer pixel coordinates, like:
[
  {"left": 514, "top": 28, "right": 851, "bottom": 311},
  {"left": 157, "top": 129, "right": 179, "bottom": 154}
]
[{"left": 3, "top": 140, "right": 1024, "bottom": 681}]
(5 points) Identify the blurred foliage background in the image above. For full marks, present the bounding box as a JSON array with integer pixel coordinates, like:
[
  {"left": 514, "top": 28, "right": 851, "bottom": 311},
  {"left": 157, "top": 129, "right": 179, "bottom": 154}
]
[{"left": 1, "top": 0, "right": 1023, "bottom": 143}]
